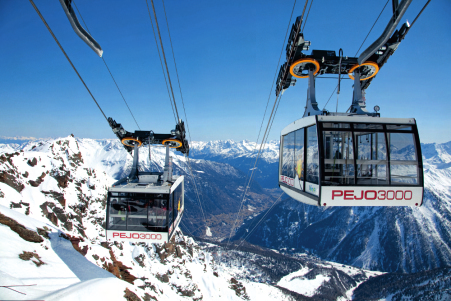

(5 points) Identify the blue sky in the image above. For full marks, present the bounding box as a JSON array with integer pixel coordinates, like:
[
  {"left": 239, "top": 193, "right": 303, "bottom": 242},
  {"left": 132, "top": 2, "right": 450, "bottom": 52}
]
[{"left": 1, "top": 0, "right": 450, "bottom": 143}]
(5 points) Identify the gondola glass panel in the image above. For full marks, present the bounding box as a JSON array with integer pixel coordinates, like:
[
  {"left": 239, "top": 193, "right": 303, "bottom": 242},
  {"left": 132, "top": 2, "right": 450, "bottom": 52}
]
[
  {"left": 107, "top": 193, "right": 169, "bottom": 232},
  {"left": 322, "top": 130, "right": 354, "bottom": 185},
  {"left": 127, "top": 196, "right": 148, "bottom": 231},
  {"left": 294, "top": 129, "right": 304, "bottom": 183},
  {"left": 355, "top": 132, "right": 388, "bottom": 185},
  {"left": 148, "top": 196, "right": 168, "bottom": 230},
  {"left": 168, "top": 193, "right": 173, "bottom": 234},
  {"left": 108, "top": 194, "right": 127, "bottom": 230},
  {"left": 388, "top": 132, "right": 419, "bottom": 185},
  {"left": 282, "top": 132, "right": 295, "bottom": 178},
  {"left": 306, "top": 125, "right": 319, "bottom": 185},
  {"left": 173, "top": 184, "right": 182, "bottom": 223}
]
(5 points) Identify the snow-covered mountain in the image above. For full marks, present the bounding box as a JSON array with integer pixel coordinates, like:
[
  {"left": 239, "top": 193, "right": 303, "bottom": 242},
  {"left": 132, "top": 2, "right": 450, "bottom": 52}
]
[
  {"left": 0, "top": 137, "right": 277, "bottom": 240},
  {"left": 232, "top": 140, "right": 451, "bottom": 274},
  {"left": 190, "top": 140, "right": 280, "bottom": 189},
  {"left": 0, "top": 135, "right": 395, "bottom": 300},
  {"left": 2, "top": 136, "right": 451, "bottom": 299}
]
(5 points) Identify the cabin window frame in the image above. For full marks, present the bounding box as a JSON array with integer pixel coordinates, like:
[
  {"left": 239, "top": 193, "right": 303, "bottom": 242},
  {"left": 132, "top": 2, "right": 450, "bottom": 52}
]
[
  {"left": 317, "top": 122, "right": 423, "bottom": 187},
  {"left": 280, "top": 124, "right": 318, "bottom": 194},
  {"left": 106, "top": 192, "right": 170, "bottom": 233}
]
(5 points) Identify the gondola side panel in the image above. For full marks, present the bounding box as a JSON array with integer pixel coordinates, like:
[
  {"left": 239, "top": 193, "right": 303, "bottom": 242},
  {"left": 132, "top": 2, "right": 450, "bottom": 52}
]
[
  {"left": 107, "top": 230, "right": 169, "bottom": 243},
  {"left": 321, "top": 186, "right": 423, "bottom": 206}
]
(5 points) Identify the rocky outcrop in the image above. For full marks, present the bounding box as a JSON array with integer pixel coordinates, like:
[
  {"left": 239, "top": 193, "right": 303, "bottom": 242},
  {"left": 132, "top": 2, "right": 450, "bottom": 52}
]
[
  {"left": 102, "top": 248, "right": 137, "bottom": 284},
  {"left": 0, "top": 213, "right": 43, "bottom": 243}
]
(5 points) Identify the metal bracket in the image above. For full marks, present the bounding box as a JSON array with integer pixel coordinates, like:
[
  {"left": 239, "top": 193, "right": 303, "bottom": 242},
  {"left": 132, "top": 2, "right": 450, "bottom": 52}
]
[
  {"left": 349, "top": 71, "right": 371, "bottom": 115},
  {"left": 128, "top": 143, "right": 140, "bottom": 182},
  {"left": 358, "top": 0, "right": 412, "bottom": 65},
  {"left": 303, "top": 70, "right": 323, "bottom": 117}
]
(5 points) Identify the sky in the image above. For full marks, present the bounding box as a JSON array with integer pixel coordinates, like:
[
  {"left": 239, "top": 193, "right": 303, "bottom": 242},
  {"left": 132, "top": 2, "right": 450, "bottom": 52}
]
[{"left": 1, "top": 0, "right": 450, "bottom": 143}]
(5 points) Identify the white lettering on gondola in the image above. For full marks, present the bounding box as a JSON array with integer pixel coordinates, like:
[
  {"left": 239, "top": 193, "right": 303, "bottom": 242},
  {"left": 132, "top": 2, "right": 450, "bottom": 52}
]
[{"left": 331, "top": 190, "right": 413, "bottom": 201}]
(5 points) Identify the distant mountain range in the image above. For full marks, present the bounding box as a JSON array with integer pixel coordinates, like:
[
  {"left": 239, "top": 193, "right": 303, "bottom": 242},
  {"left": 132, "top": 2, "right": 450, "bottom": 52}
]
[
  {"left": 1, "top": 136, "right": 451, "bottom": 299},
  {"left": 225, "top": 140, "right": 451, "bottom": 274}
]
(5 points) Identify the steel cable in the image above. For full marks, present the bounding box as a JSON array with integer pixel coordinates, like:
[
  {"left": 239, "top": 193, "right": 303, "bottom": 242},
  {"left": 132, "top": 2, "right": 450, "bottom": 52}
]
[
  {"left": 184, "top": 155, "right": 208, "bottom": 234},
  {"left": 145, "top": 0, "right": 177, "bottom": 124},
  {"left": 323, "top": 0, "right": 390, "bottom": 111},
  {"left": 226, "top": 0, "right": 313, "bottom": 247},
  {"left": 234, "top": 193, "right": 285, "bottom": 250},
  {"left": 29, "top": 0, "right": 108, "bottom": 123},
  {"left": 72, "top": 0, "right": 141, "bottom": 130},
  {"left": 148, "top": 0, "right": 181, "bottom": 122},
  {"left": 161, "top": 0, "right": 192, "bottom": 144}
]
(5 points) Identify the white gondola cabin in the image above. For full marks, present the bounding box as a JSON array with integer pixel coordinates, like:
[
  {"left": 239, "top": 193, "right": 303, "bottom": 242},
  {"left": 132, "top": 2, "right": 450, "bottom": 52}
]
[
  {"left": 106, "top": 173, "right": 184, "bottom": 243},
  {"left": 275, "top": 0, "right": 426, "bottom": 207},
  {"left": 279, "top": 116, "right": 423, "bottom": 206},
  {"left": 105, "top": 118, "right": 189, "bottom": 242}
]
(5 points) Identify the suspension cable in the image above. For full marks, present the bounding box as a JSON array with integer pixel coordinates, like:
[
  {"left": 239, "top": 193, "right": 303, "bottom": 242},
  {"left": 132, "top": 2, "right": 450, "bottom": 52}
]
[
  {"left": 180, "top": 220, "right": 195, "bottom": 238},
  {"left": 301, "top": 0, "right": 313, "bottom": 32},
  {"left": 234, "top": 193, "right": 285, "bottom": 250},
  {"left": 161, "top": 0, "right": 192, "bottom": 143},
  {"left": 227, "top": 0, "right": 313, "bottom": 247},
  {"left": 155, "top": 1, "right": 206, "bottom": 237},
  {"left": 324, "top": 0, "right": 390, "bottom": 111},
  {"left": 72, "top": 0, "right": 141, "bottom": 130},
  {"left": 183, "top": 211, "right": 203, "bottom": 237},
  {"left": 148, "top": 0, "right": 181, "bottom": 122},
  {"left": 145, "top": 0, "right": 177, "bottom": 124},
  {"left": 354, "top": 0, "right": 390, "bottom": 57},
  {"left": 184, "top": 155, "right": 208, "bottom": 231},
  {"left": 29, "top": 0, "right": 108, "bottom": 123}
]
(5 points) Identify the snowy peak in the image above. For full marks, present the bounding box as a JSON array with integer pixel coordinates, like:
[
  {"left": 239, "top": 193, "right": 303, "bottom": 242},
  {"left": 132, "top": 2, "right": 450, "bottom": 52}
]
[{"left": 190, "top": 140, "right": 280, "bottom": 162}]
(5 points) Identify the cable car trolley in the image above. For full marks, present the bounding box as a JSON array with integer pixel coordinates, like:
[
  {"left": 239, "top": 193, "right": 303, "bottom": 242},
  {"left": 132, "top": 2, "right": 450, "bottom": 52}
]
[
  {"left": 105, "top": 117, "right": 189, "bottom": 243},
  {"left": 277, "top": 0, "right": 428, "bottom": 207}
]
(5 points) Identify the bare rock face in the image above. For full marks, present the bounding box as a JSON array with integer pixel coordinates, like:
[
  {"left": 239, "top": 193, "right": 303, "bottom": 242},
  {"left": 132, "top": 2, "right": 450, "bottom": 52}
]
[
  {"left": 229, "top": 277, "right": 249, "bottom": 300},
  {"left": 123, "top": 288, "right": 142, "bottom": 301},
  {"left": 0, "top": 169, "right": 24, "bottom": 193},
  {"left": 0, "top": 212, "right": 43, "bottom": 243},
  {"left": 18, "top": 251, "right": 45, "bottom": 267},
  {"left": 0, "top": 153, "right": 25, "bottom": 193},
  {"left": 29, "top": 172, "right": 46, "bottom": 187},
  {"left": 41, "top": 191, "right": 66, "bottom": 207},
  {"left": 27, "top": 157, "right": 37, "bottom": 167},
  {"left": 102, "top": 248, "right": 137, "bottom": 285}
]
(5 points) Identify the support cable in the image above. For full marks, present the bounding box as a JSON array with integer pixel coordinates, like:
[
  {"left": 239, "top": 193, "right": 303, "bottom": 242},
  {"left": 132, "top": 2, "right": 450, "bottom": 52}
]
[
  {"left": 301, "top": 0, "right": 313, "bottom": 32},
  {"left": 183, "top": 211, "right": 203, "bottom": 237},
  {"left": 161, "top": 0, "right": 192, "bottom": 143},
  {"left": 354, "top": 0, "right": 390, "bottom": 57},
  {"left": 158, "top": 1, "right": 205, "bottom": 237},
  {"left": 145, "top": 0, "right": 177, "bottom": 124},
  {"left": 407, "top": 0, "right": 431, "bottom": 30},
  {"left": 148, "top": 0, "right": 181, "bottom": 122},
  {"left": 234, "top": 193, "right": 285, "bottom": 250},
  {"left": 180, "top": 220, "right": 195, "bottom": 238},
  {"left": 323, "top": 0, "right": 389, "bottom": 111},
  {"left": 184, "top": 155, "right": 208, "bottom": 233},
  {"left": 29, "top": 0, "right": 108, "bottom": 123},
  {"left": 232, "top": 92, "right": 284, "bottom": 235},
  {"left": 72, "top": 0, "right": 141, "bottom": 129},
  {"left": 227, "top": 0, "right": 312, "bottom": 247}
]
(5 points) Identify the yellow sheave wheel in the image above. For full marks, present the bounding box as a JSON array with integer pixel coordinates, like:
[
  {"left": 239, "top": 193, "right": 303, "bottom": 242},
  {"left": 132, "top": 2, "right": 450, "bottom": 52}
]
[
  {"left": 289, "top": 58, "right": 320, "bottom": 78},
  {"left": 121, "top": 137, "right": 142, "bottom": 147},
  {"left": 348, "top": 62, "right": 379, "bottom": 80},
  {"left": 162, "top": 139, "right": 182, "bottom": 148}
]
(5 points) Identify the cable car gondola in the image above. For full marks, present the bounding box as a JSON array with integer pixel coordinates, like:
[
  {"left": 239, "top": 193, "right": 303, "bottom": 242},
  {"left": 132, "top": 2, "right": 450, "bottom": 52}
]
[
  {"left": 105, "top": 118, "right": 189, "bottom": 242},
  {"left": 276, "top": 0, "right": 426, "bottom": 207}
]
